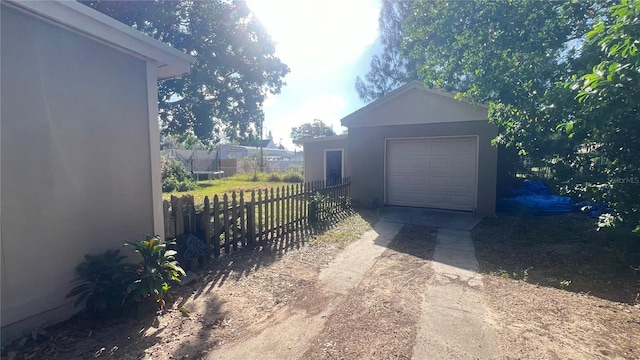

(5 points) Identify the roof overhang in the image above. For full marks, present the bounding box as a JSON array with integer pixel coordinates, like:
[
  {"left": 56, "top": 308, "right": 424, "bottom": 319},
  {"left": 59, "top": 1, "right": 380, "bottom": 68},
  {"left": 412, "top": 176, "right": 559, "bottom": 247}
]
[
  {"left": 297, "top": 135, "right": 348, "bottom": 144},
  {"left": 3, "top": 0, "right": 194, "bottom": 80}
]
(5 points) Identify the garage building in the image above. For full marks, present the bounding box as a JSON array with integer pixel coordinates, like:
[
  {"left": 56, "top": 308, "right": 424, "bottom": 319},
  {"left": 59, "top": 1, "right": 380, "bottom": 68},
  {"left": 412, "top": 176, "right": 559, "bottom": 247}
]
[{"left": 302, "top": 81, "right": 498, "bottom": 216}]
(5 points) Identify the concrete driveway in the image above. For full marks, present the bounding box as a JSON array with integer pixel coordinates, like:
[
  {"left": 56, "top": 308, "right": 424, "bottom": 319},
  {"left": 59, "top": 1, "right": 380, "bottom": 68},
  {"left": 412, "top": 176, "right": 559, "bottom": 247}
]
[
  {"left": 378, "top": 206, "right": 484, "bottom": 231},
  {"left": 209, "top": 207, "right": 500, "bottom": 359}
]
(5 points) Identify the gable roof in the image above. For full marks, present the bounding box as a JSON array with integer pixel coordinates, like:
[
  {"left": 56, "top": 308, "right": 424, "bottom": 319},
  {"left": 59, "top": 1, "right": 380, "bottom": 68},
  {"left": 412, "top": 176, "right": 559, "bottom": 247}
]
[
  {"left": 260, "top": 139, "right": 276, "bottom": 148},
  {"left": 3, "top": 0, "right": 193, "bottom": 79},
  {"left": 341, "top": 80, "right": 489, "bottom": 128}
]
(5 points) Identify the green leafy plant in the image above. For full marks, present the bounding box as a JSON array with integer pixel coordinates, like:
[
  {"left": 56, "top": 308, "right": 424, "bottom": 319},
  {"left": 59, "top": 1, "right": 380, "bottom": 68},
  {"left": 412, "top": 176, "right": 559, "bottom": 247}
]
[
  {"left": 123, "top": 235, "right": 186, "bottom": 309},
  {"left": 267, "top": 173, "right": 281, "bottom": 182},
  {"left": 66, "top": 250, "right": 131, "bottom": 315},
  {"left": 308, "top": 192, "right": 328, "bottom": 223},
  {"left": 161, "top": 157, "right": 196, "bottom": 192}
]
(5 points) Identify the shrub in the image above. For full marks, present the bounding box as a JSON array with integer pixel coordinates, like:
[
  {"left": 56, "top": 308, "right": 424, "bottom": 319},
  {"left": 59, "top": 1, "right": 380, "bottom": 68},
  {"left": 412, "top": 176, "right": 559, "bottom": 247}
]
[
  {"left": 161, "top": 157, "right": 196, "bottom": 192},
  {"left": 123, "top": 235, "right": 186, "bottom": 310},
  {"left": 67, "top": 236, "right": 185, "bottom": 316},
  {"left": 267, "top": 173, "right": 281, "bottom": 182},
  {"left": 65, "top": 250, "right": 132, "bottom": 315},
  {"left": 282, "top": 172, "right": 303, "bottom": 183}
]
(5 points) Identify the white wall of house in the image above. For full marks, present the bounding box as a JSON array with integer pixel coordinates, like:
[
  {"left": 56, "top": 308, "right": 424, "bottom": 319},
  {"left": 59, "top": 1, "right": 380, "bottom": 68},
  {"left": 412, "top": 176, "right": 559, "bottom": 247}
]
[{"left": 0, "top": 4, "right": 176, "bottom": 338}]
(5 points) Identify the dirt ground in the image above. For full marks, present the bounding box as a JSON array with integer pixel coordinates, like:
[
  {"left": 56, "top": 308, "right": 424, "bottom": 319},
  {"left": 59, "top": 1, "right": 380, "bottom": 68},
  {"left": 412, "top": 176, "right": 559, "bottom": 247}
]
[{"left": 3, "top": 211, "right": 639, "bottom": 359}]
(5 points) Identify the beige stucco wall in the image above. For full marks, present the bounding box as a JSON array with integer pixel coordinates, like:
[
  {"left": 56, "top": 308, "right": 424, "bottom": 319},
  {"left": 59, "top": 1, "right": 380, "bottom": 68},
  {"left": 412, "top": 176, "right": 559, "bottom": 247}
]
[
  {"left": 348, "top": 121, "right": 498, "bottom": 215},
  {"left": 346, "top": 87, "right": 489, "bottom": 128},
  {"left": 303, "top": 137, "right": 349, "bottom": 183},
  {"left": 1, "top": 6, "right": 155, "bottom": 335}
]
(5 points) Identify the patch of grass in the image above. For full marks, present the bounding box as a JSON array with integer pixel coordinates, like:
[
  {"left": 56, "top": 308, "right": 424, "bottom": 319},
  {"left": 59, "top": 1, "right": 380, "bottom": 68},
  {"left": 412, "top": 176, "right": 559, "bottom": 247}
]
[
  {"left": 282, "top": 172, "right": 304, "bottom": 183},
  {"left": 307, "top": 209, "right": 377, "bottom": 248},
  {"left": 472, "top": 213, "right": 640, "bottom": 304},
  {"left": 162, "top": 173, "right": 300, "bottom": 206}
]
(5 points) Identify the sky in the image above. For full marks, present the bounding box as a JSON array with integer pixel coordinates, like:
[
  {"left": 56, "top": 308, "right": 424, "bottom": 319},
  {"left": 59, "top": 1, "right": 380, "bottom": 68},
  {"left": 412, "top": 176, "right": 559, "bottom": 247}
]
[{"left": 246, "top": 0, "right": 383, "bottom": 150}]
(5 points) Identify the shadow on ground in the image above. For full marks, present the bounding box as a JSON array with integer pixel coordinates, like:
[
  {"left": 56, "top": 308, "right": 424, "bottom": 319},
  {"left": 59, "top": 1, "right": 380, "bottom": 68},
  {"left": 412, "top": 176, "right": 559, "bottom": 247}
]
[
  {"left": 385, "top": 224, "right": 438, "bottom": 261},
  {"left": 472, "top": 213, "right": 640, "bottom": 304},
  {"left": 168, "top": 207, "right": 378, "bottom": 359},
  {"left": 0, "top": 209, "right": 377, "bottom": 360}
]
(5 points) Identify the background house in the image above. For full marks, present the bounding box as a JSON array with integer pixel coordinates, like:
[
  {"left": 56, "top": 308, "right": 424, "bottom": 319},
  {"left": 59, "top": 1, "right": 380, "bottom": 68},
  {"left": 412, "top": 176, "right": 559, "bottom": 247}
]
[
  {"left": 303, "top": 81, "right": 498, "bottom": 215},
  {"left": 216, "top": 144, "right": 302, "bottom": 174},
  {"left": 0, "top": 0, "right": 192, "bottom": 340}
]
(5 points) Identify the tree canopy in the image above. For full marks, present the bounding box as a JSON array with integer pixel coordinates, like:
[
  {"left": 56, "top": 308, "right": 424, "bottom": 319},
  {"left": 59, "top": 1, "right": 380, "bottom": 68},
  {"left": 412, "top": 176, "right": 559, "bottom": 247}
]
[
  {"left": 290, "top": 119, "right": 336, "bottom": 143},
  {"left": 82, "top": 0, "right": 289, "bottom": 145},
  {"left": 355, "top": 0, "right": 420, "bottom": 103},
  {"left": 402, "top": 0, "right": 640, "bottom": 228},
  {"left": 568, "top": 0, "right": 640, "bottom": 227}
]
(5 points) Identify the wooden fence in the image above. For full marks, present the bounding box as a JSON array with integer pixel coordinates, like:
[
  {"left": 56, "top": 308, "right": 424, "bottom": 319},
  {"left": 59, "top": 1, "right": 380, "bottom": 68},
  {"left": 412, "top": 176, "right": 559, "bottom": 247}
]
[{"left": 163, "top": 177, "right": 351, "bottom": 263}]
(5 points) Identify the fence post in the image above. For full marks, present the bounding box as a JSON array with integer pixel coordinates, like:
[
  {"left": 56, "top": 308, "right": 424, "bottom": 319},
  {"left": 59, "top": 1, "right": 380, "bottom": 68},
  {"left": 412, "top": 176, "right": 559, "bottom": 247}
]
[
  {"left": 174, "top": 196, "right": 184, "bottom": 237},
  {"left": 223, "top": 194, "right": 230, "bottom": 254},
  {"left": 247, "top": 191, "right": 256, "bottom": 248},
  {"left": 213, "top": 195, "right": 220, "bottom": 258},
  {"left": 163, "top": 200, "right": 173, "bottom": 239},
  {"left": 203, "top": 196, "right": 211, "bottom": 260},
  {"left": 186, "top": 195, "right": 196, "bottom": 233},
  {"left": 270, "top": 188, "right": 275, "bottom": 240},
  {"left": 232, "top": 192, "right": 238, "bottom": 252},
  {"left": 257, "top": 189, "right": 263, "bottom": 242},
  {"left": 275, "top": 187, "right": 281, "bottom": 238},
  {"left": 239, "top": 191, "right": 247, "bottom": 248}
]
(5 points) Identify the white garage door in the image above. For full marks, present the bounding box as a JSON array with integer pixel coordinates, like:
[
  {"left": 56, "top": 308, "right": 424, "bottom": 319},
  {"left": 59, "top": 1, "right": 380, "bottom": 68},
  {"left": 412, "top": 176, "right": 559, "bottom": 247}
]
[{"left": 386, "top": 137, "right": 477, "bottom": 211}]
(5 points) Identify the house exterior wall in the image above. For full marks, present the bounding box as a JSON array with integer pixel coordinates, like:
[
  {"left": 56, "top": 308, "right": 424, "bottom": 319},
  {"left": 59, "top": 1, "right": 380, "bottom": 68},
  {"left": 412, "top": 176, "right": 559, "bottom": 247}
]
[
  {"left": 1, "top": 6, "right": 155, "bottom": 335},
  {"left": 348, "top": 121, "right": 498, "bottom": 215},
  {"left": 346, "top": 87, "right": 489, "bottom": 128},
  {"left": 303, "top": 138, "right": 349, "bottom": 182}
]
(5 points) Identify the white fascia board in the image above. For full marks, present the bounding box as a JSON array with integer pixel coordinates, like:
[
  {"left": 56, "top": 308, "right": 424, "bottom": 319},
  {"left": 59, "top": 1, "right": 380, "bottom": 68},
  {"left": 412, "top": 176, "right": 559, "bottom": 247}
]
[
  {"left": 4, "top": 0, "right": 193, "bottom": 80},
  {"left": 296, "top": 135, "right": 348, "bottom": 144}
]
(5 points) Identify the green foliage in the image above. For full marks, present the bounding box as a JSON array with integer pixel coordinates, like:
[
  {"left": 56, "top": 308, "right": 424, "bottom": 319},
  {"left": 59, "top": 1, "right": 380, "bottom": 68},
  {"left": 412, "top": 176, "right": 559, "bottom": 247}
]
[
  {"left": 82, "top": 1, "right": 289, "bottom": 144},
  {"left": 404, "top": 0, "right": 640, "bottom": 231},
  {"left": 291, "top": 119, "right": 336, "bottom": 144},
  {"left": 355, "top": 0, "right": 421, "bottom": 102},
  {"left": 566, "top": 0, "right": 640, "bottom": 229},
  {"left": 267, "top": 173, "right": 281, "bottom": 182},
  {"left": 67, "top": 237, "right": 185, "bottom": 317},
  {"left": 123, "top": 235, "right": 186, "bottom": 308},
  {"left": 65, "top": 250, "right": 131, "bottom": 315},
  {"left": 160, "top": 133, "right": 208, "bottom": 151},
  {"left": 162, "top": 157, "right": 196, "bottom": 193},
  {"left": 281, "top": 172, "right": 304, "bottom": 183}
]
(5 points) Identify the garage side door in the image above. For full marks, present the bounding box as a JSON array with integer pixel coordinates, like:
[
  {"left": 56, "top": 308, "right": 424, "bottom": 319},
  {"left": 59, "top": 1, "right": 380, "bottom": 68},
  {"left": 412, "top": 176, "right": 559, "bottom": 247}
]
[{"left": 386, "top": 137, "right": 477, "bottom": 211}]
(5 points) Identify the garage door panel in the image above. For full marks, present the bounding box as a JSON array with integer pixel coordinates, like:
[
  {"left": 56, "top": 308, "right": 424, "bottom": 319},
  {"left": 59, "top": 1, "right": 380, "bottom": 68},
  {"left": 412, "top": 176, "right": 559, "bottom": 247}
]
[
  {"left": 386, "top": 137, "right": 477, "bottom": 211},
  {"left": 450, "top": 176, "right": 474, "bottom": 188},
  {"left": 451, "top": 195, "right": 474, "bottom": 210},
  {"left": 429, "top": 158, "right": 450, "bottom": 170},
  {"left": 429, "top": 176, "right": 449, "bottom": 187}
]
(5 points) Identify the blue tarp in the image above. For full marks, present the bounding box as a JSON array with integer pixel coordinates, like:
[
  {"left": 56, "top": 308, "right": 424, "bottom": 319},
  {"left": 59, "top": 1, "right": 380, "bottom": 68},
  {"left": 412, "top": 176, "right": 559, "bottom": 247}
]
[
  {"left": 498, "top": 180, "right": 573, "bottom": 215},
  {"left": 498, "top": 180, "right": 614, "bottom": 217}
]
